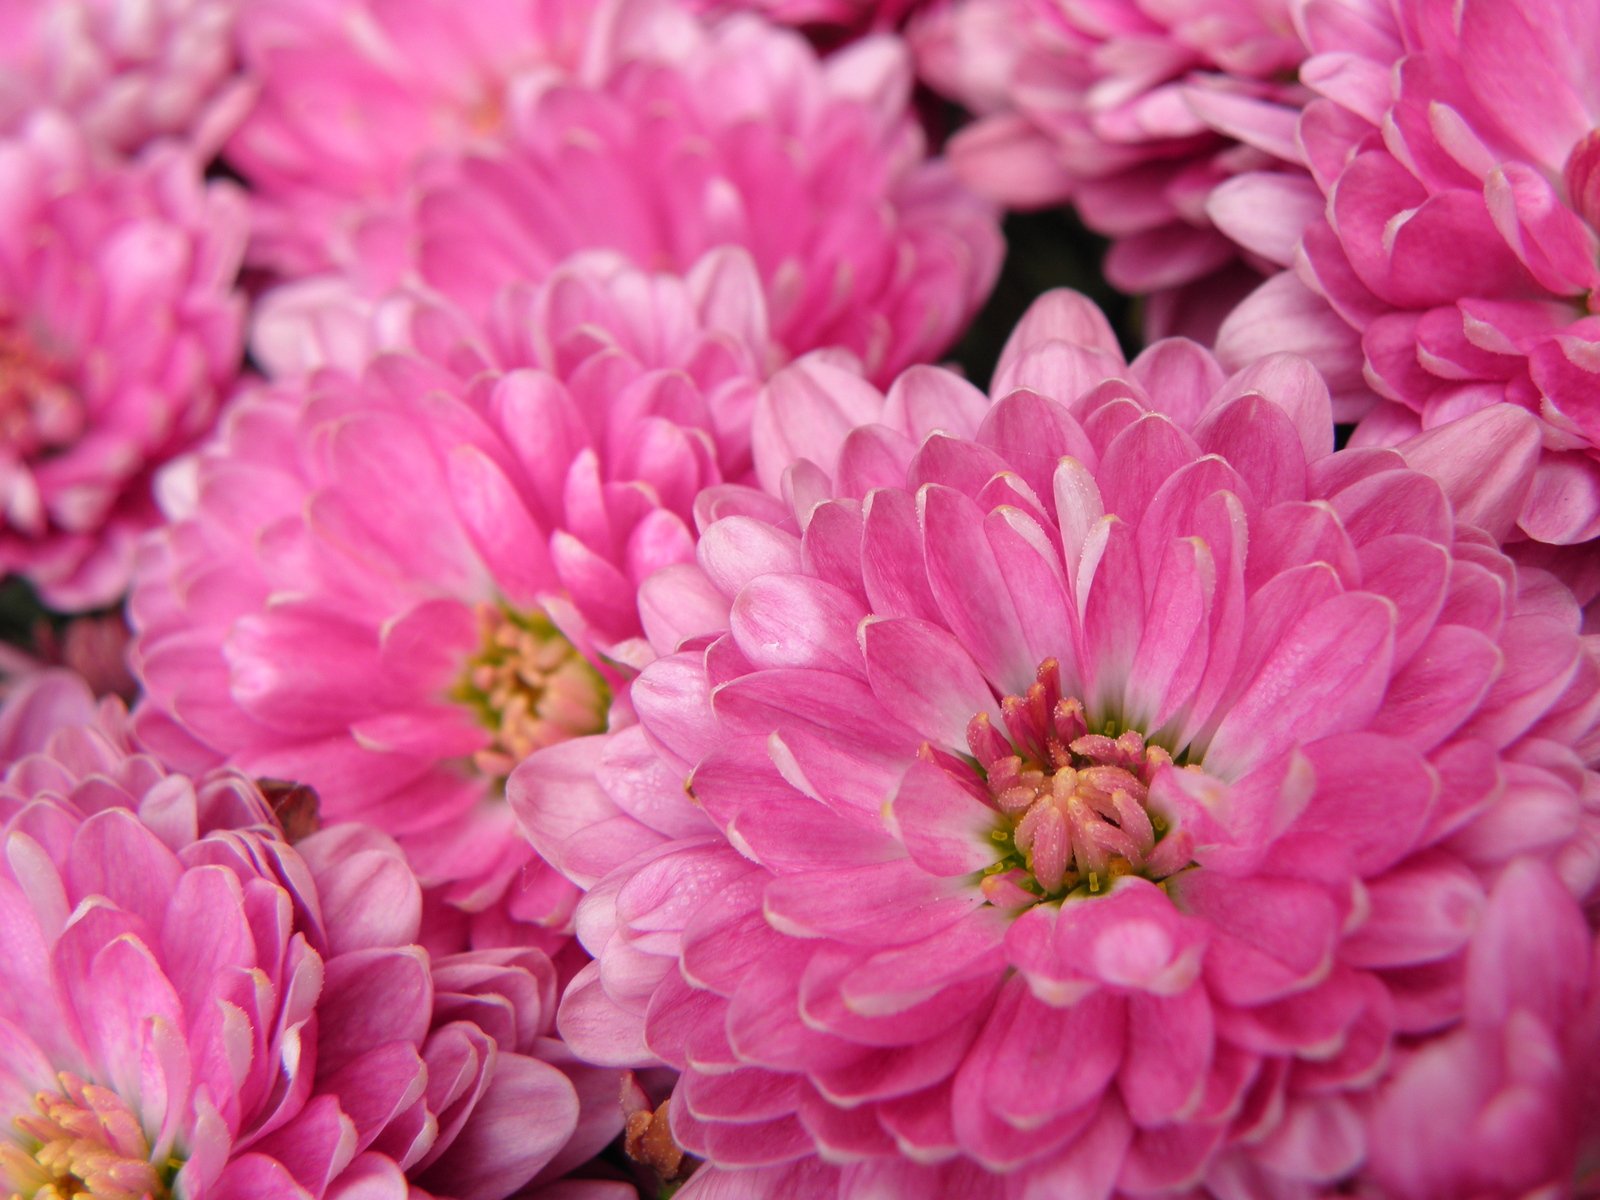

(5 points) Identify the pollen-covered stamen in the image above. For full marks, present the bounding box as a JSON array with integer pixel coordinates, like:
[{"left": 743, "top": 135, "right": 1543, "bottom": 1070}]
[
  {"left": 965, "top": 659, "right": 1192, "bottom": 904},
  {"left": 451, "top": 602, "right": 610, "bottom": 778},
  {"left": 0, "top": 319, "right": 81, "bottom": 460},
  {"left": 1, "top": 1074, "right": 173, "bottom": 1200}
]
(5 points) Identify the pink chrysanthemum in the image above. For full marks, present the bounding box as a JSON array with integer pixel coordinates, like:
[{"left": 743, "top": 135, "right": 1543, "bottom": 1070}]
[
  {"left": 1366, "top": 857, "right": 1599, "bottom": 1198},
  {"left": 0, "top": 673, "right": 622, "bottom": 1200},
  {"left": 0, "top": 0, "right": 252, "bottom": 159},
  {"left": 1216, "top": 0, "right": 1600, "bottom": 561},
  {"left": 0, "top": 113, "right": 246, "bottom": 611},
  {"left": 246, "top": 10, "right": 999, "bottom": 385},
  {"left": 918, "top": 0, "right": 1304, "bottom": 332},
  {"left": 130, "top": 248, "right": 783, "bottom": 949},
  {"left": 224, "top": 0, "right": 700, "bottom": 279},
  {"left": 512, "top": 292, "right": 1600, "bottom": 1197}
]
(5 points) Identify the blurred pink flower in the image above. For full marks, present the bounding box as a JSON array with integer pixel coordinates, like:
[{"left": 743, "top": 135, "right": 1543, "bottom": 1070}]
[
  {"left": 226, "top": 0, "right": 699, "bottom": 278},
  {"left": 0, "top": 0, "right": 252, "bottom": 158},
  {"left": 919, "top": 0, "right": 1304, "bottom": 334},
  {"left": 0, "top": 677, "right": 611, "bottom": 1200},
  {"left": 1367, "top": 858, "right": 1599, "bottom": 1199},
  {"left": 0, "top": 113, "right": 246, "bottom": 611},
  {"left": 1216, "top": 0, "right": 1600, "bottom": 561},
  {"left": 130, "top": 249, "right": 784, "bottom": 950},
  {"left": 512, "top": 292, "right": 1600, "bottom": 1197},
  {"left": 236, "top": 4, "right": 999, "bottom": 385}
]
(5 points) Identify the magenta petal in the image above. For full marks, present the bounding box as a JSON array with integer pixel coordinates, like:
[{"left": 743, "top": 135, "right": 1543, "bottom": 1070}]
[
  {"left": 887, "top": 756, "right": 1001, "bottom": 877},
  {"left": 556, "top": 962, "right": 654, "bottom": 1068},
  {"left": 919, "top": 484, "right": 1036, "bottom": 695},
  {"left": 68, "top": 808, "right": 183, "bottom": 930},
  {"left": 298, "top": 835, "right": 422, "bottom": 956},
  {"left": 1121, "top": 985, "right": 1214, "bottom": 1125},
  {"left": 958, "top": 983, "right": 1124, "bottom": 1132},
  {"left": 860, "top": 616, "right": 1000, "bottom": 751},
  {"left": 1175, "top": 872, "right": 1340, "bottom": 1005},
  {"left": 1341, "top": 852, "right": 1483, "bottom": 969},
  {"left": 415, "top": 1053, "right": 579, "bottom": 1200},
  {"left": 211, "top": 1152, "right": 316, "bottom": 1200},
  {"left": 314, "top": 948, "right": 431, "bottom": 1076},
  {"left": 323, "top": 1154, "right": 410, "bottom": 1200},
  {"left": 1397, "top": 405, "right": 1541, "bottom": 541},
  {"left": 730, "top": 574, "right": 866, "bottom": 676},
  {"left": 246, "top": 1093, "right": 358, "bottom": 1196},
  {"left": 763, "top": 859, "right": 980, "bottom": 946},
  {"left": 1204, "top": 592, "right": 1396, "bottom": 776}
]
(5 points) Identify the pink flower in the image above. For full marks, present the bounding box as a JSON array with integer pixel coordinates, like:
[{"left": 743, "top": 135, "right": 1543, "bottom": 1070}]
[
  {"left": 0, "top": 682, "right": 607, "bottom": 1200},
  {"left": 512, "top": 291, "right": 1600, "bottom": 1197},
  {"left": 922, "top": 0, "right": 1304, "bottom": 333},
  {"left": 130, "top": 249, "right": 782, "bottom": 948},
  {"left": 225, "top": 0, "right": 701, "bottom": 279},
  {"left": 0, "top": 113, "right": 246, "bottom": 611},
  {"left": 0, "top": 0, "right": 252, "bottom": 158},
  {"left": 1216, "top": 0, "right": 1600, "bottom": 559},
  {"left": 243, "top": 9, "right": 999, "bottom": 385},
  {"left": 1366, "top": 858, "right": 1599, "bottom": 1199}
]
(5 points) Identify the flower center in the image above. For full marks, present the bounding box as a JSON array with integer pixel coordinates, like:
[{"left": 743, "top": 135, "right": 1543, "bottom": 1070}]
[
  {"left": 0, "top": 319, "right": 81, "bottom": 459},
  {"left": 956, "top": 658, "right": 1193, "bottom": 907},
  {"left": 451, "top": 602, "right": 609, "bottom": 778},
  {"left": 1, "top": 1074, "right": 173, "bottom": 1200}
]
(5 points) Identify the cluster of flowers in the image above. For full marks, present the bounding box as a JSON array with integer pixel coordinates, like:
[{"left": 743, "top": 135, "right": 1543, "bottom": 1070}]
[{"left": 0, "top": 0, "right": 1596, "bottom": 1197}]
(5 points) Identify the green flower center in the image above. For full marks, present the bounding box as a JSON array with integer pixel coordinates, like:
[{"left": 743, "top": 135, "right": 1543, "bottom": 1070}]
[
  {"left": 451, "top": 602, "right": 610, "bottom": 778},
  {"left": 2, "top": 1074, "right": 176, "bottom": 1200},
  {"left": 955, "top": 658, "right": 1194, "bottom": 907}
]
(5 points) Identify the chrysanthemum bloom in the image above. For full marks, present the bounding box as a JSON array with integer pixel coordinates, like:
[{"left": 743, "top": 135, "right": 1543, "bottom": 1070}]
[
  {"left": 224, "top": 0, "right": 701, "bottom": 279},
  {"left": 1365, "top": 857, "right": 1600, "bottom": 1198},
  {"left": 130, "top": 248, "right": 784, "bottom": 949},
  {"left": 919, "top": 0, "right": 1304, "bottom": 334},
  {"left": 0, "top": 0, "right": 252, "bottom": 159},
  {"left": 0, "top": 678, "right": 618, "bottom": 1200},
  {"left": 512, "top": 292, "right": 1600, "bottom": 1197},
  {"left": 0, "top": 113, "right": 246, "bottom": 611},
  {"left": 1215, "top": 0, "right": 1600, "bottom": 561},
  {"left": 281, "top": 14, "right": 999, "bottom": 385}
]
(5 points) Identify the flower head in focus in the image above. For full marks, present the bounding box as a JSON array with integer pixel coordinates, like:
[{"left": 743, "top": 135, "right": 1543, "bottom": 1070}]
[
  {"left": 131, "top": 248, "right": 787, "bottom": 949},
  {"left": 512, "top": 291, "right": 1600, "bottom": 1197}
]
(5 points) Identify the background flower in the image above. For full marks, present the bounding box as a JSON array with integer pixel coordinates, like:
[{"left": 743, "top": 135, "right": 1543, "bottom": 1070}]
[
  {"left": 0, "top": 0, "right": 253, "bottom": 158},
  {"left": 267, "top": 12, "right": 1000, "bottom": 385},
  {"left": 0, "top": 675, "right": 603, "bottom": 1200},
  {"left": 0, "top": 112, "right": 246, "bottom": 611},
  {"left": 1216, "top": 0, "right": 1600, "bottom": 568},
  {"left": 914, "top": 0, "right": 1306, "bottom": 337},
  {"left": 225, "top": 0, "right": 699, "bottom": 278}
]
